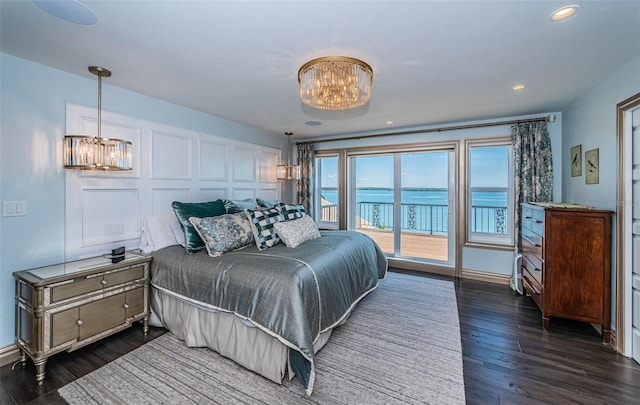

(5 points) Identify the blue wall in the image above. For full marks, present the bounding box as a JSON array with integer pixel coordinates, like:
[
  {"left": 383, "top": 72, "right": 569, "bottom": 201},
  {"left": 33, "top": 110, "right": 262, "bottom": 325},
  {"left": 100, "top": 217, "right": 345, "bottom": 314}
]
[
  {"left": 562, "top": 55, "right": 640, "bottom": 209},
  {"left": 562, "top": 54, "right": 640, "bottom": 331},
  {"left": 0, "top": 53, "right": 287, "bottom": 347}
]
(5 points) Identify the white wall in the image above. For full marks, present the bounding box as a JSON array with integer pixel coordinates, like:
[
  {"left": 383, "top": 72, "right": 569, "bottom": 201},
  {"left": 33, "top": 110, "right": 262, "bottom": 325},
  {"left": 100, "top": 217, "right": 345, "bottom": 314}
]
[
  {"left": 0, "top": 53, "right": 288, "bottom": 347},
  {"left": 562, "top": 54, "right": 640, "bottom": 331},
  {"left": 311, "top": 113, "right": 564, "bottom": 277}
]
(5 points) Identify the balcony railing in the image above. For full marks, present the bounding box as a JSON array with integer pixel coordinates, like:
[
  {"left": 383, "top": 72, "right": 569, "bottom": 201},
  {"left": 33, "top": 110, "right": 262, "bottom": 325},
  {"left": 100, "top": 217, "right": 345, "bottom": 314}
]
[{"left": 319, "top": 201, "right": 508, "bottom": 235}]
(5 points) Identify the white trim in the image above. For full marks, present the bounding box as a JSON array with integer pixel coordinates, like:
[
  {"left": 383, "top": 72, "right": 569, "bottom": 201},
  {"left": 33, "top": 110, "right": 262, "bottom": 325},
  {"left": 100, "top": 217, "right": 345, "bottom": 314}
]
[
  {"left": 0, "top": 343, "right": 21, "bottom": 367},
  {"left": 466, "top": 140, "right": 514, "bottom": 247},
  {"left": 65, "top": 103, "right": 281, "bottom": 261},
  {"left": 462, "top": 268, "right": 511, "bottom": 285}
]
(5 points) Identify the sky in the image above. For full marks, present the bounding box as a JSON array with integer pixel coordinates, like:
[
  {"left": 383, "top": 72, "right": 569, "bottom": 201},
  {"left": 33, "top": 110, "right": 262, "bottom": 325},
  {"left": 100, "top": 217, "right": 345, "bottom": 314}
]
[{"left": 319, "top": 146, "right": 509, "bottom": 189}]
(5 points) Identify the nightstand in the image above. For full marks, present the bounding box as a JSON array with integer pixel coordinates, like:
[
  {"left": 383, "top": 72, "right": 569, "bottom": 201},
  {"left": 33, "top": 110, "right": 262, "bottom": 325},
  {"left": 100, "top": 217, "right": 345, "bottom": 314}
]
[{"left": 13, "top": 252, "right": 151, "bottom": 385}]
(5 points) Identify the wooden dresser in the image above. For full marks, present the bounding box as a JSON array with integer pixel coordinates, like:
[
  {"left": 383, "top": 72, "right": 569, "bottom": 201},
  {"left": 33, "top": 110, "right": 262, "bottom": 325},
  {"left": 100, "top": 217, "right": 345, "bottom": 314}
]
[
  {"left": 14, "top": 252, "right": 151, "bottom": 385},
  {"left": 520, "top": 203, "right": 613, "bottom": 343}
]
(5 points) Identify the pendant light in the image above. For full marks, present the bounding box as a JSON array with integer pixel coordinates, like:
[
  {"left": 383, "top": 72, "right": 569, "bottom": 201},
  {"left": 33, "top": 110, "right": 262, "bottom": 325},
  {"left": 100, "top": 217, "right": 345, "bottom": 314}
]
[
  {"left": 63, "top": 66, "right": 132, "bottom": 170},
  {"left": 276, "top": 132, "right": 300, "bottom": 181}
]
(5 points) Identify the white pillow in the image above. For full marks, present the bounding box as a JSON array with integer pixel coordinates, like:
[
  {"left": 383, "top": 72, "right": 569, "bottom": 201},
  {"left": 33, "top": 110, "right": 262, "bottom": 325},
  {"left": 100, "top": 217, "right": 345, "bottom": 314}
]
[
  {"left": 273, "top": 215, "right": 321, "bottom": 248},
  {"left": 138, "top": 212, "right": 184, "bottom": 253}
]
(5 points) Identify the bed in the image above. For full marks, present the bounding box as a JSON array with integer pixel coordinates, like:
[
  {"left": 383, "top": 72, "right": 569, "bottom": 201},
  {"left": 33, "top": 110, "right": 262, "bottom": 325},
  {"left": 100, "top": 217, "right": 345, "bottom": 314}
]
[{"left": 149, "top": 229, "right": 387, "bottom": 395}]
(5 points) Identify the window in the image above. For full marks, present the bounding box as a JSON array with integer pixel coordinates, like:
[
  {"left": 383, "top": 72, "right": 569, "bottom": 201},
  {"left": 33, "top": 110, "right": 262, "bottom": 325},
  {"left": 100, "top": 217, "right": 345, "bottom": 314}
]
[
  {"left": 314, "top": 155, "right": 339, "bottom": 229},
  {"left": 348, "top": 149, "right": 455, "bottom": 264},
  {"left": 467, "top": 141, "right": 514, "bottom": 246}
]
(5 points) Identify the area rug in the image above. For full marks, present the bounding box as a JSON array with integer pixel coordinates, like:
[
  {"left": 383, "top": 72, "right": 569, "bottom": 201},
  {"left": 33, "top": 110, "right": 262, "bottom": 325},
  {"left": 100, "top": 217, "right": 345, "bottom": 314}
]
[{"left": 59, "top": 272, "right": 465, "bottom": 404}]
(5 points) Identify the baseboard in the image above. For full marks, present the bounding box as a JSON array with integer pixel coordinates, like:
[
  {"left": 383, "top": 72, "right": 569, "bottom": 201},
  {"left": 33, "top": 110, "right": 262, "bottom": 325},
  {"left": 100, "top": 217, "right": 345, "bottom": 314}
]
[
  {"left": 388, "top": 258, "right": 456, "bottom": 277},
  {"left": 0, "top": 343, "right": 21, "bottom": 367},
  {"left": 461, "top": 268, "right": 511, "bottom": 285}
]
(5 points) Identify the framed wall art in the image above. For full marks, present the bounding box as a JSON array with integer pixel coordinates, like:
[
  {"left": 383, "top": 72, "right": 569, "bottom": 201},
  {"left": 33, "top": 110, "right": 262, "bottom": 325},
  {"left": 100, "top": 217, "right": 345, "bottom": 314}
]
[
  {"left": 585, "top": 148, "right": 599, "bottom": 184},
  {"left": 570, "top": 144, "right": 581, "bottom": 177}
]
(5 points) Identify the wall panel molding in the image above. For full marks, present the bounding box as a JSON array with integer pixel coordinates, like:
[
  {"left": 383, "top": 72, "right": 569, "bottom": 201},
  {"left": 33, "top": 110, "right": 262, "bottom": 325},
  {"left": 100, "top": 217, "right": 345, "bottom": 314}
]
[{"left": 65, "top": 104, "right": 281, "bottom": 260}]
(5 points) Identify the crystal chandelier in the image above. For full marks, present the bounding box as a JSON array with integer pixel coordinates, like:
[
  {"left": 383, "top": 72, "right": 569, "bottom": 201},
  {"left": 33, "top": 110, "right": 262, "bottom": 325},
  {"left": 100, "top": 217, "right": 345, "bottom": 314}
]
[
  {"left": 298, "top": 56, "right": 373, "bottom": 110},
  {"left": 63, "top": 66, "right": 133, "bottom": 170}
]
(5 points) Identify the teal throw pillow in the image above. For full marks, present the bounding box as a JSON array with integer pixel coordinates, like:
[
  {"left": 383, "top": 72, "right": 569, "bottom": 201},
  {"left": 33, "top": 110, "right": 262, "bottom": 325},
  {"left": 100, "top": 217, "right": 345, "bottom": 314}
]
[
  {"left": 256, "top": 197, "right": 281, "bottom": 208},
  {"left": 223, "top": 198, "right": 258, "bottom": 214},
  {"left": 172, "top": 200, "right": 226, "bottom": 253}
]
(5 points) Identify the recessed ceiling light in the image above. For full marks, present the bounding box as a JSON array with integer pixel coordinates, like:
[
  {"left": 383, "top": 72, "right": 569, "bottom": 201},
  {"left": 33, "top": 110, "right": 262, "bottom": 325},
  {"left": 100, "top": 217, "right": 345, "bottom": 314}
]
[
  {"left": 33, "top": 0, "right": 97, "bottom": 25},
  {"left": 549, "top": 5, "right": 579, "bottom": 22},
  {"left": 512, "top": 84, "right": 527, "bottom": 91},
  {"left": 386, "top": 121, "right": 394, "bottom": 125},
  {"left": 305, "top": 121, "right": 322, "bottom": 126}
]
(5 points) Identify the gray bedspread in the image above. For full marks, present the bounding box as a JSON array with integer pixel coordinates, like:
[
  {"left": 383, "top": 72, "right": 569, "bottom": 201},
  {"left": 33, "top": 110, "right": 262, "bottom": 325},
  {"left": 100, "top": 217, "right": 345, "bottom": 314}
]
[{"left": 150, "top": 230, "right": 387, "bottom": 395}]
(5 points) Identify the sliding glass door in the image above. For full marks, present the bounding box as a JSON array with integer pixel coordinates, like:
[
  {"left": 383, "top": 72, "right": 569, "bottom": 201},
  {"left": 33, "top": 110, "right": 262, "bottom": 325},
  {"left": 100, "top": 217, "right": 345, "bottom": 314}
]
[{"left": 349, "top": 150, "right": 454, "bottom": 264}]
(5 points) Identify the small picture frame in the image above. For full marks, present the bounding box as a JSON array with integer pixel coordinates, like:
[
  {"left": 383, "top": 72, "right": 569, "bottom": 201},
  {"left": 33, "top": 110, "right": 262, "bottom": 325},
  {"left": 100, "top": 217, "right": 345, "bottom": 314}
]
[
  {"left": 585, "top": 148, "right": 599, "bottom": 184},
  {"left": 570, "top": 145, "right": 581, "bottom": 177}
]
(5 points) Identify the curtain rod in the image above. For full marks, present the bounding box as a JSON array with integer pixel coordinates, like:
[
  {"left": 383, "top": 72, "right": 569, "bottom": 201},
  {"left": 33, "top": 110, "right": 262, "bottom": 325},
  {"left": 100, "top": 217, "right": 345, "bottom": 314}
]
[{"left": 296, "top": 114, "right": 555, "bottom": 145}]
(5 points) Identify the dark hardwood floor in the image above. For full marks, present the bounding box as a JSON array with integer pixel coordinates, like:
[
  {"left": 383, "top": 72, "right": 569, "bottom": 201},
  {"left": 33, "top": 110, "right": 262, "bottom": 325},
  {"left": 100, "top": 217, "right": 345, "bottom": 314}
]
[{"left": 2, "top": 270, "right": 640, "bottom": 404}]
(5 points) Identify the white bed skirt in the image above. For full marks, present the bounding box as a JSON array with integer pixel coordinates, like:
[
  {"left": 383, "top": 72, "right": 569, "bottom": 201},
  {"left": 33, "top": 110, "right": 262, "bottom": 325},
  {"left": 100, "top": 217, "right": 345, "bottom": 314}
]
[{"left": 150, "top": 286, "right": 334, "bottom": 384}]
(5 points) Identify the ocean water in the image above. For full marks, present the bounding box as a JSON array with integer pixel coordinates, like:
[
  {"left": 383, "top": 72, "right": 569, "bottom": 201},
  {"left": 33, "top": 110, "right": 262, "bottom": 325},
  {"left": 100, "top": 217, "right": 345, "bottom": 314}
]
[
  {"left": 320, "top": 188, "right": 507, "bottom": 233},
  {"left": 321, "top": 188, "right": 507, "bottom": 207}
]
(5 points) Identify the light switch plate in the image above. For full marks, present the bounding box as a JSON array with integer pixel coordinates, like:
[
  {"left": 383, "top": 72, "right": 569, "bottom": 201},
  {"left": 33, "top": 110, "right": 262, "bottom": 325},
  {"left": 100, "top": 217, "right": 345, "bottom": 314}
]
[{"left": 3, "top": 201, "right": 27, "bottom": 217}]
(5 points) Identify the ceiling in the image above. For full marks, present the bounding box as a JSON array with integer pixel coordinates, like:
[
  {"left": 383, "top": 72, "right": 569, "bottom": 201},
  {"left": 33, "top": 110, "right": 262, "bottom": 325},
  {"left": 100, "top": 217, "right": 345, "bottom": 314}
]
[{"left": 1, "top": 1, "right": 639, "bottom": 139}]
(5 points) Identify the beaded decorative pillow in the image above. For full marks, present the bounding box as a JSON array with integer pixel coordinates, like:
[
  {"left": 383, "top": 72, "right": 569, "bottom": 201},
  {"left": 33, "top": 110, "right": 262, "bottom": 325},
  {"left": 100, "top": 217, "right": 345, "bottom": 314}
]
[{"left": 273, "top": 215, "right": 321, "bottom": 248}]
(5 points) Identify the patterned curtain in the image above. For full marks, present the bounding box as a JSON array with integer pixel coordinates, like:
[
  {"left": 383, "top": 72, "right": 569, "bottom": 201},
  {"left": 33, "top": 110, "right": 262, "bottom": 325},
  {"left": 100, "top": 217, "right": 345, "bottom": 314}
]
[
  {"left": 512, "top": 121, "right": 553, "bottom": 251},
  {"left": 511, "top": 121, "right": 553, "bottom": 292},
  {"left": 297, "top": 142, "right": 314, "bottom": 217}
]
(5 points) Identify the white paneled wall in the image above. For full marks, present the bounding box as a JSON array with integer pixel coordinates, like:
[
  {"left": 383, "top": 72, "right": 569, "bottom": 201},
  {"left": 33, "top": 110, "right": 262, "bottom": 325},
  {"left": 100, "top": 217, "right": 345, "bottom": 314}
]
[{"left": 65, "top": 104, "right": 280, "bottom": 260}]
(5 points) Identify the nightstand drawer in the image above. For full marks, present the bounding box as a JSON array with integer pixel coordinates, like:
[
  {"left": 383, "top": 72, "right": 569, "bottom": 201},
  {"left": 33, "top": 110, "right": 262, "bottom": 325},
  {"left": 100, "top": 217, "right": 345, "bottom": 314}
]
[
  {"left": 51, "top": 276, "right": 104, "bottom": 303},
  {"left": 51, "top": 265, "right": 145, "bottom": 302},
  {"left": 104, "top": 265, "right": 145, "bottom": 288},
  {"left": 125, "top": 287, "right": 145, "bottom": 318},
  {"left": 79, "top": 293, "right": 127, "bottom": 340},
  {"left": 51, "top": 293, "right": 128, "bottom": 347}
]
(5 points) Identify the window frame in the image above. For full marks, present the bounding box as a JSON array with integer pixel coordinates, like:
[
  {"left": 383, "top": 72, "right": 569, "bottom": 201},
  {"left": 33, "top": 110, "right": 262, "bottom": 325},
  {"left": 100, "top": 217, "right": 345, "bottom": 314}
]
[
  {"left": 314, "top": 153, "right": 341, "bottom": 230},
  {"left": 465, "top": 138, "right": 514, "bottom": 247}
]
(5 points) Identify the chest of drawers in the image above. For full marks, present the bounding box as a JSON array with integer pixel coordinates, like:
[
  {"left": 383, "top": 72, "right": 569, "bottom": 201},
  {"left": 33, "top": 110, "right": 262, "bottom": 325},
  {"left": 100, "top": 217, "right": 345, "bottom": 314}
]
[
  {"left": 14, "top": 252, "right": 151, "bottom": 385},
  {"left": 520, "top": 203, "right": 613, "bottom": 343}
]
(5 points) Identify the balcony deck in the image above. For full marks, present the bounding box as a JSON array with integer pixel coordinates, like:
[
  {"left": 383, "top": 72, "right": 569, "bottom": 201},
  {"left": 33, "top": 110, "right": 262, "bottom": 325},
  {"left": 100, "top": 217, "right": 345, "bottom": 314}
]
[{"left": 356, "top": 227, "right": 448, "bottom": 261}]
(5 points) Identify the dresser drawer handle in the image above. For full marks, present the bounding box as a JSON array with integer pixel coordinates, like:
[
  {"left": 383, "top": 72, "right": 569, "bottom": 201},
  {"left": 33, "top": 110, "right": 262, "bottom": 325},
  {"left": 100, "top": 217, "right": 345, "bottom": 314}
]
[
  {"left": 123, "top": 303, "right": 129, "bottom": 309},
  {"left": 101, "top": 280, "right": 107, "bottom": 285},
  {"left": 76, "top": 319, "right": 84, "bottom": 326},
  {"left": 522, "top": 235, "right": 541, "bottom": 247},
  {"left": 523, "top": 255, "right": 541, "bottom": 271},
  {"left": 534, "top": 219, "right": 543, "bottom": 224}
]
